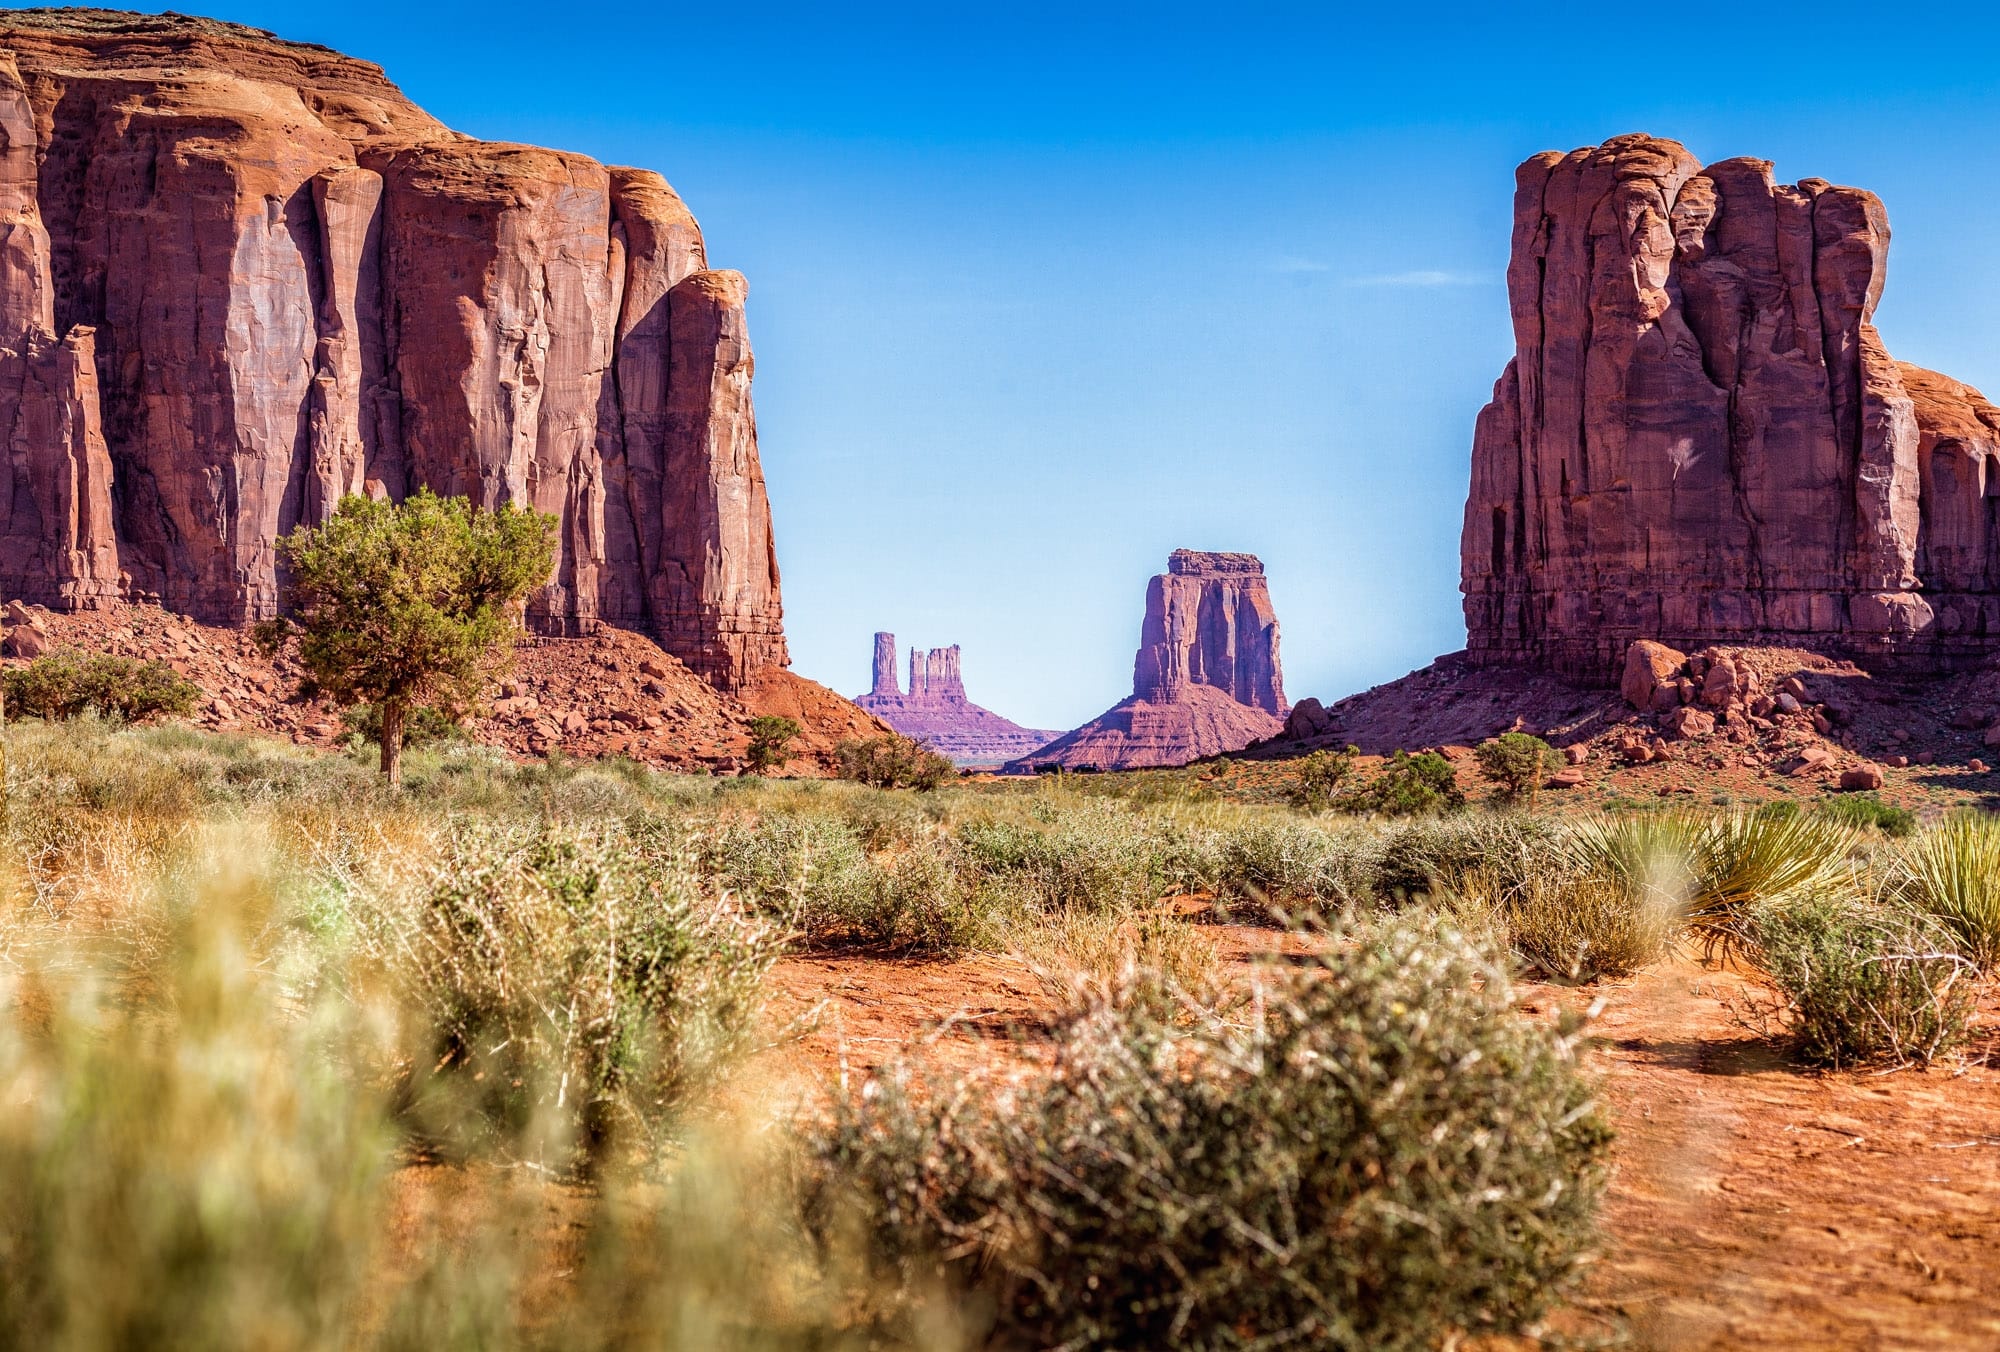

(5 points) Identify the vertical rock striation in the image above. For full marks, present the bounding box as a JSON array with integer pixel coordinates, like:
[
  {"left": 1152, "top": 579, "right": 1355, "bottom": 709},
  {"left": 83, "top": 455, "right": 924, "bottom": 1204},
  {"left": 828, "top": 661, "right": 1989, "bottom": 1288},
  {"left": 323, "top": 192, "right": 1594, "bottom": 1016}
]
[
  {"left": 1463, "top": 133, "right": 2000, "bottom": 681},
  {"left": 0, "top": 9, "right": 786, "bottom": 688}
]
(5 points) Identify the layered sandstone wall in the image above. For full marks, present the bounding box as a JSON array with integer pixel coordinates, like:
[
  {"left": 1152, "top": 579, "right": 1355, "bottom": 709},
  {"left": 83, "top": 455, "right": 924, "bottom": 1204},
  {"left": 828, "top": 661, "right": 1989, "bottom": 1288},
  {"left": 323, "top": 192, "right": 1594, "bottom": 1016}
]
[
  {"left": 0, "top": 9, "right": 785, "bottom": 688},
  {"left": 1462, "top": 133, "right": 2000, "bottom": 682}
]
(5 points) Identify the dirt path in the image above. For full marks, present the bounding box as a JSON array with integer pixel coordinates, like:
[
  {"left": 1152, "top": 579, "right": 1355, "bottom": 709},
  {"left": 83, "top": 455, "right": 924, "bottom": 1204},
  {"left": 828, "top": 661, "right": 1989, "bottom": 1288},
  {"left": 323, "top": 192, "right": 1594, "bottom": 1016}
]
[{"left": 763, "top": 939, "right": 2000, "bottom": 1350}]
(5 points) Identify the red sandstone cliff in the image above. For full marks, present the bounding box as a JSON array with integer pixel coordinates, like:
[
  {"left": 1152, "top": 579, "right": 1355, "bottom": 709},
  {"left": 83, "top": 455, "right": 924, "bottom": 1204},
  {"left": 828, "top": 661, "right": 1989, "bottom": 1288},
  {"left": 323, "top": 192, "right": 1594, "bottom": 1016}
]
[
  {"left": 854, "top": 632, "right": 1059, "bottom": 765},
  {"left": 0, "top": 9, "right": 783, "bottom": 688},
  {"left": 1013, "top": 551, "right": 1287, "bottom": 770},
  {"left": 1463, "top": 133, "right": 2000, "bottom": 682}
]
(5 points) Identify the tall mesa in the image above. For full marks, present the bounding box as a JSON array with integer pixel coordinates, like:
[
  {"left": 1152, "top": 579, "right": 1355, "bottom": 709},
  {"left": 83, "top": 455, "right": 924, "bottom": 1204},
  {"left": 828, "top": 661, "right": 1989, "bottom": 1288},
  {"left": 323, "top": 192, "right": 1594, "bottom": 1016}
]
[
  {"left": 1462, "top": 132, "right": 2000, "bottom": 682},
  {"left": 0, "top": 8, "right": 785, "bottom": 687}
]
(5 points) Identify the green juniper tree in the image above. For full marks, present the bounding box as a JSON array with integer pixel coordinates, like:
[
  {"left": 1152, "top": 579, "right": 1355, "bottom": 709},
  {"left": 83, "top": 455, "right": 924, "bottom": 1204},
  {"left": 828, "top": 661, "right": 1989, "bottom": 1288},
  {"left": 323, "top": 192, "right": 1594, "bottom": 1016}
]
[{"left": 261, "top": 489, "right": 556, "bottom": 784}]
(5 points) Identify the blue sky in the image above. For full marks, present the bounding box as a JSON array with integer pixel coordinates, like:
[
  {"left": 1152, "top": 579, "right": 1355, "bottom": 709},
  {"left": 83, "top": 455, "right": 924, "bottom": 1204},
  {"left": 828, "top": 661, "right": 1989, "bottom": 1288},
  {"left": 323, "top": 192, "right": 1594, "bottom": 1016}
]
[{"left": 27, "top": 2, "right": 2000, "bottom": 728}]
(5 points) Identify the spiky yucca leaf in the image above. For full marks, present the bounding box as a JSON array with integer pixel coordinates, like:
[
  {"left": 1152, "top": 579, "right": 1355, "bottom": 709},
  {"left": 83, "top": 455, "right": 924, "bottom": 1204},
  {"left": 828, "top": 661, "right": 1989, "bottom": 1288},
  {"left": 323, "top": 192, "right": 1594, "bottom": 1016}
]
[
  {"left": 1896, "top": 812, "right": 2000, "bottom": 968},
  {"left": 1561, "top": 810, "right": 1859, "bottom": 957}
]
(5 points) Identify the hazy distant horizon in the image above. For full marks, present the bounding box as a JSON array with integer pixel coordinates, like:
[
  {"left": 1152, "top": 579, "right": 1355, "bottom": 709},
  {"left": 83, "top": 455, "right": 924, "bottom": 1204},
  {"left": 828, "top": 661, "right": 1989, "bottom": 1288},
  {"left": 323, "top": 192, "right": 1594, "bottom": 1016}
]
[{"left": 25, "top": 0, "right": 2000, "bottom": 728}]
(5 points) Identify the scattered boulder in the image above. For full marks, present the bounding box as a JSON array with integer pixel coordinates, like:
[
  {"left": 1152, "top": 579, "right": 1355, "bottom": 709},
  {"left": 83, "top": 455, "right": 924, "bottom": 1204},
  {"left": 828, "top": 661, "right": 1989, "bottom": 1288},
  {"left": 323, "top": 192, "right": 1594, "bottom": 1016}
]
[
  {"left": 1973, "top": 759, "right": 1991, "bottom": 775},
  {"left": 1774, "top": 692, "right": 1801, "bottom": 715},
  {"left": 1661, "top": 706, "right": 1716, "bottom": 740},
  {"left": 1282, "top": 696, "right": 1333, "bottom": 740},
  {"left": 1839, "top": 766, "right": 1885, "bottom": 791},
  {"left": 1562, "top": 744, "right": 1588, "bottom": 766},
  {"left": 1783, "top": 746, "right": 1836, "bottom": 777},
  {"left": 1546, "top": 767, "right": 1586, "bottom": 789},
  {"left": 1621, "top": 640, "right": 1688, "bottom": 712},
  {"left": 2, "top": 625, "right": 47, "bottom": 659}
]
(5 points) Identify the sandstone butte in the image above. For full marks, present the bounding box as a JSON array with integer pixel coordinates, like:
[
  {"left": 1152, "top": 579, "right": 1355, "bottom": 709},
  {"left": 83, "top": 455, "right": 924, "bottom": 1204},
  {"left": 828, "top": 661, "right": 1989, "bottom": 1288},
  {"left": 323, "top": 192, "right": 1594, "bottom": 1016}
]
[
  {"left": 853, "top": 632, "right": 1059, "bottom": 766},
  {"left": 1461, "top": 133, "right": 2000, "bottom": 685},
  {"left": 1011, "top": 551, "right": 1288, "bottom": 771},
  {"left": 0, "top": 8, "right": 790, "bottom": 693}
]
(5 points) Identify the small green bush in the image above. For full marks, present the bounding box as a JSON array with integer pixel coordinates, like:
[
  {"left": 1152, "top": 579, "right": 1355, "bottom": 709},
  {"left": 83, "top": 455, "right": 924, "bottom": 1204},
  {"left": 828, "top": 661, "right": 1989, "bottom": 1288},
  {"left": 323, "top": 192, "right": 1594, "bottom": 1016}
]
[
  {"left": 1818, "top": 792, "right": 1916, "bottom": 837},
  {"left": 745, "top": 714, "right": 802, "bottom": 775},
  {"left": 809, "top": 915, "right": 1609, "bottom": 1351},
  {"left": 835, "top": 734, "right": 953, "bottom": 790},
  {"left": 701, "top": 811, "right": 873, "bottom": 939},
  {"left": 1747, "top": 893, "right": 1977, "bottom": 1067},
  {"left": 1474, "top": 732, "right": 1559, "bottom": 804},
  {"left": 1289, "top": 745, "right": 1357, "bottom": 811},
  {"left": 1358, "top": 749, "right": 1465, "bottom": 817},
  {"left": 3, "top": 650, "right": 199, "bottom": 723}
]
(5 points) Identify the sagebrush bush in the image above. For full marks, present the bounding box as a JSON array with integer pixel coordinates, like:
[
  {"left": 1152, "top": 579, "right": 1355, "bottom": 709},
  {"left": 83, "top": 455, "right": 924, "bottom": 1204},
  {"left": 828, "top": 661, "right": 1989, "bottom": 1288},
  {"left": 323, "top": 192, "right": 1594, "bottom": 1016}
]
[
  {"left": 363, "top": 819, "right": 781, "bottom": 1167},
  {"left": 1746, "top": 893, "right": 1977, "bottom": 1066},
  {"left": 1209, "top": 813, "right": 1373, "bottom": 911},
  {"left": 1373, "top": 813, "right": 1556, "bottom": 903},
  {"left": 1357, "top": 748, "right": 1464, "bottom": 816},
  {"left": 810, "top": 915, "right": 1610, "bottom": 1351},
  {"left": 1485, "top": 867, "right": 1674, "bottom": 981},
  {"left": 3, "top": 650, "right": 200, "bottom": 723}
]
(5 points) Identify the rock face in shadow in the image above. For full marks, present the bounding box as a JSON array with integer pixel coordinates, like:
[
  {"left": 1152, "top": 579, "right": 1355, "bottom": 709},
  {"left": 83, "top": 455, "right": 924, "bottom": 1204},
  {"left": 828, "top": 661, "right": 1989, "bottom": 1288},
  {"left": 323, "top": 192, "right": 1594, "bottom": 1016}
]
[
  {"left": 1462, "top": 132, "right": 2000, "bottom": 683},
  {"left": 0, "top": 9, "right": 785, "bottom": 688},
  {"left": 1011, "top": 551, "right": 1287, "bottom": 770},
  {"left": 855, "top": 632, "right": 1059, "bottom": 765}
]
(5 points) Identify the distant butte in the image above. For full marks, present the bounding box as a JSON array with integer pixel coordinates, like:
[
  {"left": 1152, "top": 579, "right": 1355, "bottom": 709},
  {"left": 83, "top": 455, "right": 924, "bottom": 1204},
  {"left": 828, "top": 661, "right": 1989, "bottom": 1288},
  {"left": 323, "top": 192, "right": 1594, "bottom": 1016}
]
[
  {"left": 1011, "top": 550, "right": 1287, "bottom": 771},
  {"left": 854, "top": 633, "right": 1059, "bottom": 766}
]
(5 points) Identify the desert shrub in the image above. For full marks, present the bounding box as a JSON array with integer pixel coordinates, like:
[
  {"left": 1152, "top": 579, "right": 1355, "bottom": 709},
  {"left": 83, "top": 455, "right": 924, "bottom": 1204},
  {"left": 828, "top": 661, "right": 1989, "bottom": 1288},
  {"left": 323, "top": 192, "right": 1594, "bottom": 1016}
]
[
  {"left": 1210, "top": 815, "right": 1372, "bottom": 912},
  {"left": 342, "top": 700, "right": 465, "bottom": 749},
  {"left": 1895, "top": 813, "right": 2000, "bottom": 967},
  {"left": 835, "top": 734, "right": 954, "bottom": 791},
  {"left": 363, "top": 819, "right": 780, "bottom": 1167},
  {"left": 2, "top": 650, "right": 199, "bottom": 723},
  {"left": 1289, "top": 744, "right": 1357, "bottom": 811},
  {"left": 1818, "top": 792, "right": 1917, "bottom": 838},
  {"left": 1746, "top": 893, "right": 1977, "bottom": 1066},
  {"left": 1372, "top": 813, "right": 1556, "bottom": 903},
  {"left": 746, "top": 714, "right": 802, "bottom": 775},
  {"left": 1474, "top": 731, "right": 1559, "bottom": 804},
  {"left": 810, "top": 915, "right": 1609, "bottom": 1351},
  {"left": 0, "top": 860, "right": 394, "bottom": 1350},
  {"left": 1014, "top": 906, "right": 1224, "bottom": 1019},
  {"left": 1357, "top": 749, "right": 1464, "bottom": 817},
  {"left": 955, "top": 803, "right": 1159, "bottom": 912},
  {"left": 853, "top": 835, "right": 988, "bottom": 954},
  {"left": 701, "top": 812, "right": 873, "bottom": 937},
  {"left": 1486, "top": 868, "right": 1674, "bottom": 981}
]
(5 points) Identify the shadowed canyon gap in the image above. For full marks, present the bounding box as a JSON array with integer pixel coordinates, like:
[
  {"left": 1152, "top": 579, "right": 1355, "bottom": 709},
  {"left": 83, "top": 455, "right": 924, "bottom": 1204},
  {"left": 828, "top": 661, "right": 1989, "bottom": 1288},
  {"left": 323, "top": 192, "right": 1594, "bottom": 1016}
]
[
  {"left": 1462, "top": 133, "right": 2000, "bottom": 684},
  {"left": 0, "top": 8, "right": 784, "bottom": 689}
]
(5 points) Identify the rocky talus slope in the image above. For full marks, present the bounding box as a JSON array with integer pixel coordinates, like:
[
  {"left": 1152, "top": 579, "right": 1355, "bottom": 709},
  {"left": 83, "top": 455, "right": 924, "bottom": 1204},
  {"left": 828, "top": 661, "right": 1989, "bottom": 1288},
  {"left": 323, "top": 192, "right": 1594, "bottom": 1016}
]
[
  {"left": 0, "top": 599, "right": 884, "bottom": 774},
  {"left": 853, "top": 633, "right": 1057, "bottom": 765},
  {"left": 1463, "top": 133, "right": 2000, "bottom": 682},
  {"left": 0, "top": 8, "right": 783, "bottom": 687},
  {"left": 1012, "top": 551, "right": 1287, "bottom": 770}
]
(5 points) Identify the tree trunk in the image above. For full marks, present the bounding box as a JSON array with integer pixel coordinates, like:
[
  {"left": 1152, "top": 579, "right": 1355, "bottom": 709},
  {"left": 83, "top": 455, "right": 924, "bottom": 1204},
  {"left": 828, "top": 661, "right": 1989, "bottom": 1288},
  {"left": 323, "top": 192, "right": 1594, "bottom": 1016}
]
[{"left": 380, "top": 699, "right": 405, "bottom": 785}]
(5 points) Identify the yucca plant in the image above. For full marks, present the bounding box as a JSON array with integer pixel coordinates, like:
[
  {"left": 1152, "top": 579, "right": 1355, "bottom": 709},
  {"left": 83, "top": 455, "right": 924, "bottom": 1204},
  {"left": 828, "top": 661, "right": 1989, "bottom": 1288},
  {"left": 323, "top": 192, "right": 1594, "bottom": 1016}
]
[
  {"left": 1562, "top": 810, "right": 1859, "bottom": 958},
  {"left": 1895, "top": 813, "right": 2000, "bottom": 967}
]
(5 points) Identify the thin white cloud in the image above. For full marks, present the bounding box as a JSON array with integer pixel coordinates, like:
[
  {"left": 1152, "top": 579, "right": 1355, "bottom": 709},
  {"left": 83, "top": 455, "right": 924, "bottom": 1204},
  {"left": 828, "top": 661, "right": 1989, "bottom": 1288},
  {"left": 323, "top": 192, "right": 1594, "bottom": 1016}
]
[{"left": 1345, "top": 269, "right": 1492, "bottom": 288}]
